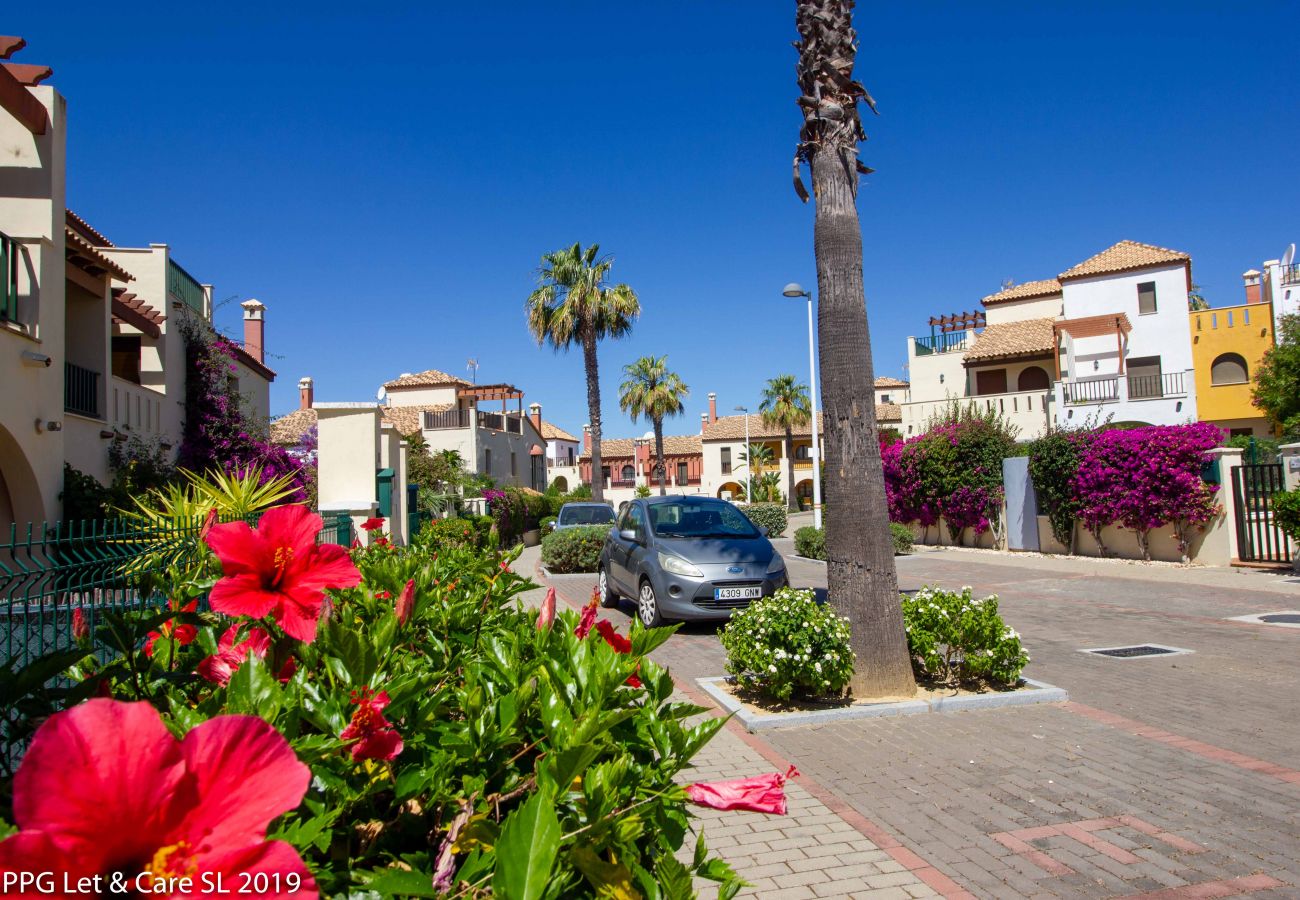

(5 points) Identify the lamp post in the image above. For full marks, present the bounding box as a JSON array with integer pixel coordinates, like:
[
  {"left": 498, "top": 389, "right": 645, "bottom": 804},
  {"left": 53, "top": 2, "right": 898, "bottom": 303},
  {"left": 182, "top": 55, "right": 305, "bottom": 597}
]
[
  {"left": 734, "top": 404, "right": 750, "bottom": 500},
  {"left": 782, "top": 283, "right": 822, "bottom": 529}
]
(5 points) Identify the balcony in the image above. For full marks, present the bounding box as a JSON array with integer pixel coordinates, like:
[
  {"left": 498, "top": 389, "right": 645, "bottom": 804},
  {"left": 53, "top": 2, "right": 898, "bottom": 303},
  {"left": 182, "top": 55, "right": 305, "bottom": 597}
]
[
  {"left": 65, "top": 362, "right": 101, "bottom": 418},
  {"left": 610, "top": 478, "right": 636, "bottom": 488},
  {"left": 913, "top": 332, "right": 969, "bottom": 356},
  {"left": 167, "top": 260, "right": 206, "bottom": 314},
  {"left": 1063, "top": 377, "right": 1119, "bottom": 405},
  {"left": 424, "top": 408, "right": 472, "bottom": 430},
  {"left": 1280, "top": 263, "right": 1300, "bottom": 285},
  {"left": 1, "top": 231, "right": 17, "bottom": 322},
  {"left": 1127, "top": 371, "right": 1187, "bottom": 400}
]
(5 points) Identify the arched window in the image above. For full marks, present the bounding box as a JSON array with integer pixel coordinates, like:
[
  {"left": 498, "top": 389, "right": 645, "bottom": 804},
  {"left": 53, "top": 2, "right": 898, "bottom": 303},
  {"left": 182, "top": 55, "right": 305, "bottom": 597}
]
[
  {"left": 1210, "top": 353, "right": 1248, "bottom": 385},
  {"left": 620, "top": 464, "right": 635, "bottom": 482},
  {"left": 1017, "top": 366, "right": 1050, "bottom": 391}
]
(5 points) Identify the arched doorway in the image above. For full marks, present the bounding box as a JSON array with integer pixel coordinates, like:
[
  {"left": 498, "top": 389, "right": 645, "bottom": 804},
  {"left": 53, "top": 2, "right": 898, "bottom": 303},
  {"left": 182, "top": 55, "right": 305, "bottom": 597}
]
[
  {"left": 717, "top": 481, "right": 743, "bottom": 500},
  {"left": 795, "top": 479, "right": 814, "bottom": 511},
  {"left": 0, "top": 424, "right": 46, "bottom": 530},
  {"left": 550, "top": 475, "right": 569, "bottom": 492},
  {"left": 1017, "top": 366, "right": 1050, "bottom": 391}
]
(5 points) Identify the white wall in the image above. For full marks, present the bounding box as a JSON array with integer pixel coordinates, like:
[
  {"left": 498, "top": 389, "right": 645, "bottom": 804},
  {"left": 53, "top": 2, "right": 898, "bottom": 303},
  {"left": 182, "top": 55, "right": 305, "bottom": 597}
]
[
  {"left": 982, "top": 294, "right": 1062, "bottom": 326},
  {"left": 1061, "top": 264, "right": 1194, "bottom": 375}
]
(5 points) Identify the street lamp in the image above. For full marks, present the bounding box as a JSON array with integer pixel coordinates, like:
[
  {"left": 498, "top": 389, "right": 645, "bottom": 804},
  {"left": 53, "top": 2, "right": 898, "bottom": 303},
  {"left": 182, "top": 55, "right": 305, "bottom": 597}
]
[
  {"left": 782, "top": 283, "right": 822, "bottom": 529},
  {"left": 734, "top": 404, "right": 750, "bottom": 500}
]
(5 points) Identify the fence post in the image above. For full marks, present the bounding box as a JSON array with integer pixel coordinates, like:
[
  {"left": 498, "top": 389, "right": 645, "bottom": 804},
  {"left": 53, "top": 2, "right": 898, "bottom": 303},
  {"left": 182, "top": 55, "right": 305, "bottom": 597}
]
[{"left": 1282, "top": 443, "right": 1300, "bottom": 570}]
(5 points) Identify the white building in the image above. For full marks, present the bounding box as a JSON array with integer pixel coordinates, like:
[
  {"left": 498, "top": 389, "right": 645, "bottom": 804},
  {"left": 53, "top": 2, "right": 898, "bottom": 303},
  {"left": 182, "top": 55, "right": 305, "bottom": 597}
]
[
  {"left": 535, "top": 412, "right": 581, "bottom": 492},
  {"left": 1258, "top": 243, "right": 1299, "bottom": 333}
]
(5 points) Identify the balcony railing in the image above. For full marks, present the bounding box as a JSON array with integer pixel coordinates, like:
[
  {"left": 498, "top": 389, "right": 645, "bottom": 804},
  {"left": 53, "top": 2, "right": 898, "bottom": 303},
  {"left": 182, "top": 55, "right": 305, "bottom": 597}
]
[
  {"left": 1127, "top": 371, "right": 1187, "bottom": 400},
  {"left": 477, "top": 410, "right": 504, "bottom": 431},
  {"left": 65, "top": 362, "right": 101, "bottom": 418},
  {"left": 167, "top": 260, "right": 206, "bottom": 314},
  {"left": 1280, "top": 263, "right": 1300, "bottom": 285},
  {"left": 0, "top": 231, "right": 17, "bottom": 322},
  {"left": 913, "top": 332, "right": 969, "bottom": 356},
  {"left": 610, "top": 478, "right": 636, "bottom": 488},
  {"left": 424, "top": 408, "right": 471, "bottom": 430},
  {"left": 1063, "top": 377, "right": 1118, "bottom": 405},
  {"left": 504, "top": 414, "right": 522, "bottom": 435}
]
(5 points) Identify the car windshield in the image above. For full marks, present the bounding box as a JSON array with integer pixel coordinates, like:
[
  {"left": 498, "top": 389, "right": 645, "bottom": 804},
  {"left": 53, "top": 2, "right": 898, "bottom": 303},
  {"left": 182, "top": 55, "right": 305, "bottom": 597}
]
[
  {"left": 558, "top": 505, "right": 615, "bottom": 526},
  {"left": 647, "top": 500, "right": 760, "bottom": 539}
]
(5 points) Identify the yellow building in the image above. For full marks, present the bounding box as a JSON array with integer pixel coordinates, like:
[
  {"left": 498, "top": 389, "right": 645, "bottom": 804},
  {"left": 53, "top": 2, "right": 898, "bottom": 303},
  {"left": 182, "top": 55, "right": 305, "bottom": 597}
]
[{"left": 1189, "top": 298, "right": 1275, "bottom": 437}]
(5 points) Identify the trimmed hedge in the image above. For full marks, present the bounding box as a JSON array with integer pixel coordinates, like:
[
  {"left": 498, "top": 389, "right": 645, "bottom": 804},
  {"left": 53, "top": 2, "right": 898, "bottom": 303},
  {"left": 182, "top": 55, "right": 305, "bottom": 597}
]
[
  {"left": 741, "top": 502, "right": 788, "bottom": 538},
  {"left": 541, "top": 525, "right": 608, "bottom": 573},
  {"left": 1276, "top": 489, "right": 1300, "bottom": 543},
  {"left": 417, "top": 514, "right": 495, "bottom": 551},
  {"left": 793, "top": 523, "right": 912, "bottom": 560}
]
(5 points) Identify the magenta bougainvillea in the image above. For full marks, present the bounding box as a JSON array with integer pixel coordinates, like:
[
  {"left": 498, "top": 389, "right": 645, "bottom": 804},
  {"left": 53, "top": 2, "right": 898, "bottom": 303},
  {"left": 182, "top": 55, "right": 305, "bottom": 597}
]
[{"left": 1072, "top": 421, "right": 1223, "bottom": 560}]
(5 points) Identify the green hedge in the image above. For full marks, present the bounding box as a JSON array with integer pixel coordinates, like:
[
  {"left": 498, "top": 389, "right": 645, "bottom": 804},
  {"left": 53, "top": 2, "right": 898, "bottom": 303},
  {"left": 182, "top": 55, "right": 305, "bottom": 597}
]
[
  {"left": 793, "top": 523, "right": 912, "bottom": 560},
  {"left": 417, "top": 514, "right": 496, "bottom": 552},
  {"left": 541, "top": 525, "right": 609, "bottom": 573},
  {"left": 741, "top": 502, "right": 788, "bottom": 538},
  {"left": 1275, "top": 488, "right": 1300, "bottom": 542}
]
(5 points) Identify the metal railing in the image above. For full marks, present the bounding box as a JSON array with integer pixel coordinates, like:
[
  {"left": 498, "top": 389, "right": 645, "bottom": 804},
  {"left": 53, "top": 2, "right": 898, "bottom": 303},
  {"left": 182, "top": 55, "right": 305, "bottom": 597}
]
[
  {"left": 913, "top": 332, "right": 969, "bottom": 356},
  {"left": 167, "top": 259, "right": 206, "bottom": 313},
  {"left": 64, "top": 362, "right": 101, "bottom": 418},
  {"left": 610, "top": 478, "right": 636, "bottom": 488},
  {"left": 1127, "top": 371, "right": 1186, "bottom": 400},
  {"left": 1281, "top": 263, "right": 1300, "bottom": 285},
  {"left": 1062, "top": 377, "right": 1118, "bottom": 404},
  {"left": 477, "top": 411, "right": 504, "bottom": 431},
  {"left": 505, "top": 414, "right": 522, "bottom": 435},
  {"left": 424, "top": 408, "right": 471, "bottom": 430},
  {"left": 0, "top": 230, "right": 17, "bottom": 322}
]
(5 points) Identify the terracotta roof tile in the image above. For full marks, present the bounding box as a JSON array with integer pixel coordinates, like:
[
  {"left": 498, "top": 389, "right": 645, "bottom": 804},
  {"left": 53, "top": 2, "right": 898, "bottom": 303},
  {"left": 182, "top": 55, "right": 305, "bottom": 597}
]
[
  {"left": 981, "top": 278, "right": 1062, "bottom": 306},
  {"left": 578, "top": 434, "right": 703, "bottom": 461},
  {"left": 65, "top": 227, "right": 133, "bottom": 282},
  {"left": 1058, "top": 240, "right": 1189, "bottom": 281},
  {"left": 383, "top": 369, "right": 470, "bottom": 390},
  {"left": 538, "top": 420, "right": 578, "bottom": 442},
  {"left": 876, "top": 403, "right": 902, "bottom": 422},
  {"left": 270, "top": 403, "right": 458, "bottom": 445},
  {"left": 580, "top": 438, "right": 636, "bottom": 460},
  {"left": 270, "top": 408, "right": 317, "bottom": 445},
  {"left": 701, "top": 413, "right": 825, "bottom": 442},
  {"left": 65, "top": 209, "right": 114, "bottom": 247},
  {"left": 963, "top": 317, "right": 1057, "bottom": 365},
  {"left": 875, "top": 376, "right": 910, "bottom": 387}
]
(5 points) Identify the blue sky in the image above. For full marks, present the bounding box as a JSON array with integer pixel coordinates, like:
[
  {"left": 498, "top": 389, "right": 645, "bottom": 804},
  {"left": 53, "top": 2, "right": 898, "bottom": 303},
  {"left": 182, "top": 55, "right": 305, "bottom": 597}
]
[{"left": 15, "top": 2, "right": 1300, "bottom": 438}]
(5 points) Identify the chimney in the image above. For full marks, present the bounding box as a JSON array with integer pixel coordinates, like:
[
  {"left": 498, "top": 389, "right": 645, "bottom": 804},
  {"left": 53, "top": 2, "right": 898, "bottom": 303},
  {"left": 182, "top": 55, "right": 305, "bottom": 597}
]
[
  {"left": 1243, "top": 269, "right": 1262, "bottom": 304},
  {"left": 700, "top": 412, "right": 708, "bottom": 434},
  {"left": 298, "top": 377, "right": 314, "bottom": 410},
  {"left": 708, "top": 392, "right": 717, "bottom": 424},
  {"left": 583, "top": 424, "right": 591, "bottom": 454},
  {"left": 240, "top": 299, "right": 266, "bottom": 363},
  {"left": 528, "top": 403, "right": 542, "bottom": 435}
]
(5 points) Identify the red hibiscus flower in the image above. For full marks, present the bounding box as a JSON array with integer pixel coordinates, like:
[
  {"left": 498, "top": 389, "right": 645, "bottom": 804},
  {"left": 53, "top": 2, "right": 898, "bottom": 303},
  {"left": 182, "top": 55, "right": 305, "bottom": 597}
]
[
  {"left": 536, "top": 587, "right": 556, "bottom": 631},
  {"left": 360, "top": 517, "right": 386, "bottom": 532},
  {"left": 145, "top": 600, "right": 199, "bottom": 657},
  {"left": 205, "top": 505, "right": 362, "bottom": 643},
  {"left": 374, "top": 590, "right": 392, "bottom": 601},
  {"left": 574, "top": 595, "right": 599, "bottom": 639},
  {"left": 197, "top": 625, "right": 272, "bottom": 686},
  {"left": 394, "top": 580, "right": 415, "bottom": 626},
  {"left": 340, "top": 688, "right": 403, "bottom": 761},
  {"left": 686, "top": 765, "right": 799, "bottom": 815},
  {"left": 198, "top": 507, "right": 219, "bottom": 541},
  {"left": 0, "top": 699, "right": 316, "bottom": 898},
  {"left": 593, "top": 620, "right": 642, "bottom": 688}
]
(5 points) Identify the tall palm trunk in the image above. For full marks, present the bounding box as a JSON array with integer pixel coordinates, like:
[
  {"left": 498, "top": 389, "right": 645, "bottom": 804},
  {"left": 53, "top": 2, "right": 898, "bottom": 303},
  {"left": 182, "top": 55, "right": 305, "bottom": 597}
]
[
  {"left": 582, "top": 327, "right": 604, "bottom": 504},
  {"left": 797, "top": 0, "right": 915, "bottom": 698},
  {"left": 653, "top": 417, "right": 667, "bottom": 495},
  {"left": 784, "top": 427, "right": 797, "bottom": 511}
]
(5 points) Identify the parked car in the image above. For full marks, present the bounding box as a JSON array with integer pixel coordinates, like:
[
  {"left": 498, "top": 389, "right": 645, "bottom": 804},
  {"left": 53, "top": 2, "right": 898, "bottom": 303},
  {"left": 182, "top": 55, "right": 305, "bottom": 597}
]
[
  {"left": 597, "top": 496, "right": 788, "bottom": 627},
  {"left": 554, "top": 502, "right": 617, "bottom": 531}
]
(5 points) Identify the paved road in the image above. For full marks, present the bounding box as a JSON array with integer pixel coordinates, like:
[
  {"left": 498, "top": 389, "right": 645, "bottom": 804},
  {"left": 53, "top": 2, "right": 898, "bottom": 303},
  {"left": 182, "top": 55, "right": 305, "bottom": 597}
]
[{"left": 534, "top": 540, "right": 1300, "bottom": 899}]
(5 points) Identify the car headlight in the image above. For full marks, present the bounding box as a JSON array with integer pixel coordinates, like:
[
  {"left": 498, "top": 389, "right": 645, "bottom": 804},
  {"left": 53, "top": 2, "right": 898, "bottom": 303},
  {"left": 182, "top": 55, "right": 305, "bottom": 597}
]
[
  {"left": 658, "top": 552, "right": 704, "bottom": 577},
  {"left": 766, "top": 555, "right": 787, "bottom": 575}
]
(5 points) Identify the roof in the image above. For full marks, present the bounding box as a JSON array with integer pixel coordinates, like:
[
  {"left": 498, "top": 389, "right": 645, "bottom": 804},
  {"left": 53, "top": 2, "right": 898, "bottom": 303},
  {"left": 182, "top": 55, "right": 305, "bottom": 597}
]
[
  {"left": 875, "top": 376, "right": 909, "bottom": 388},
  {"left": 578, "top": 434, "right": 703, "bottom": 461},
  {"left": 1058, "top": 240, "right": 1190, "bottom": 281},
  {"left": 111, "top": 288, "right": 164, "bottom": 339},
  {"left": 383, "top": 369, "right": 470, "bottom": 390},
  {"left": 539, "top": 420, "right": 579, "bottom": 442},
  {"left": 66, "top": 209, "right": 114, "bottom": 247},
  {"left": 701, "top": 413, "right": 825, "bottom": 442},
  {"left": 65, "top": 226, "right": 133, "bottom": 282},
  {"left": 270, "top": 408, "right": 317, "bottom": 445},
  {"left": 229, "top": 343, "right": 276, "bottom": 382},
  {"left": 382, "top": 403, "right": 456, "bottom": 436},
  {"left": 980, "top": 278, "right": 1062, "bottom": 306},
  {"left": 963, "top": 318, "right": 1057, "bottom": 366},
  {"left": 270, "top": 403, "right": 458, "bottom": 445},
  {"left": 876, "top": 403, "right": 902, "bottom": 423}
]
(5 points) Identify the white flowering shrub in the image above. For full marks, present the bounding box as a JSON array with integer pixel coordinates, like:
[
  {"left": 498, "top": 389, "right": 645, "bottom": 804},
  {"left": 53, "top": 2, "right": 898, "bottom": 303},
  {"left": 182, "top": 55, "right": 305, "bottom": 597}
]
[
  {"left": 901, "top": 585, "right": 1029, "bottom": 687},
  {"left": 719, "top": 588, "right": 855, "bottom": 701}
]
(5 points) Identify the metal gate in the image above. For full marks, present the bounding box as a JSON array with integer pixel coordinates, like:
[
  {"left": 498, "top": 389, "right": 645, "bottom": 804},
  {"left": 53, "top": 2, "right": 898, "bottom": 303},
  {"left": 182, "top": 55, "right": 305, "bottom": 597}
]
[{"left": 1230, "top": 464, "right": 1292, "bottom": 563}]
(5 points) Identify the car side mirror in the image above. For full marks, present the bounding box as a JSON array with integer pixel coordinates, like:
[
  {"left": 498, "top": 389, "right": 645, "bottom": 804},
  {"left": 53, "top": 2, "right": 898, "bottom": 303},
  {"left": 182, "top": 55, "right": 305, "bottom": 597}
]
[
  {"left": 757, "top": 525, "right": 769, "bottom": 537},
  {"left": 619, "top": 528, "right": 639, "bottom": 542}
]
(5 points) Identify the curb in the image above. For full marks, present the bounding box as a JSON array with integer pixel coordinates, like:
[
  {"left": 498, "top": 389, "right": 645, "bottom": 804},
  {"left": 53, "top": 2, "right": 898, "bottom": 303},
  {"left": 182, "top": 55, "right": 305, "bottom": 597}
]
[{"left": 696, "top": 675, "right": 1068, "bottom": 732}]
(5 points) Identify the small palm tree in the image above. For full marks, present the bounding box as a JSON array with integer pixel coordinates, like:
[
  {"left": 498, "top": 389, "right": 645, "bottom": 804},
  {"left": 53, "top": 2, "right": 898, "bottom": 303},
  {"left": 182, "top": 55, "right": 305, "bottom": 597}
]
[
  {"left": 740, "top": 442, "right": 775, "bottom": 480},
  {"left": 618, "top": 355, "right": 690, "bottom": 495},
  {"left": 526, "top": 243, "right": 640, "bottom": 504},
  {"left": 760, "top": 375, "right": 811, "bottom": 511}
]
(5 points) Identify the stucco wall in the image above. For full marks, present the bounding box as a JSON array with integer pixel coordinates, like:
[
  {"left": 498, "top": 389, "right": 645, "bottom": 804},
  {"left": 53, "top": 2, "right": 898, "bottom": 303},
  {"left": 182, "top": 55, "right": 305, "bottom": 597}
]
[
  {"left": 1061, "top": 264, "right": 1195, "bottom": 374},
  {"left": 982, "top": 294, "right": 1063, "bottom": 326},
  {"left": 384, "top": 385, "right": 459, "bottom": 407},
  {"left": 1189, "top": 303, "right": 1274, "bottom": 429}
]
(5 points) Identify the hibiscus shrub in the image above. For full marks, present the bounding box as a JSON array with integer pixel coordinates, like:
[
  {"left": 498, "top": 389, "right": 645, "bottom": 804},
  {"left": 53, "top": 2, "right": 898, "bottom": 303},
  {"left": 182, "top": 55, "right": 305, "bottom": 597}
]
[
  {"left": 901, "top": 585, "right": 1029, "bottom": 688},
  {"left": 0, "top": 503, "right": 744, "bottom": 899},
  {"left": 541, "top": 525, "right": 609, "bottom": 574},
  {"left": 416, "top": 513, "right": 496, "bottom": 552},
  {"left": 719, "top": 588, "right": 854, "bottom": 702}
]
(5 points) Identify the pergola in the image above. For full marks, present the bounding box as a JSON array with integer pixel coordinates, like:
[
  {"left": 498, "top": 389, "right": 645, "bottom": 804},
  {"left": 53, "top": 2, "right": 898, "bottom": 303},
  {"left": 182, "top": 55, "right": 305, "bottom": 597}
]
[
  {"left": 457, "top": 383, "right": 525, "bottom": 415},
  {"left": 1052, "top": 313, "right": 1132, "bottom": 379}
]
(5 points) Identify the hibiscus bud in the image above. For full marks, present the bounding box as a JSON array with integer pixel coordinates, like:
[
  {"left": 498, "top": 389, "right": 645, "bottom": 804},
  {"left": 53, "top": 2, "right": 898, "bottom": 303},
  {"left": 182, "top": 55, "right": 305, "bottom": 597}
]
[
  {"left": 537, "top": 587, "right": 556, "bottom": 631},
  {"left": 72, "top": 608, "right": 89, "bottom": 643},
  {"left": 198, "top": 508, "right": 219, "bottom": 541},
  {"left": 395, "top": 579, "right": 416, "bottom": 625}
]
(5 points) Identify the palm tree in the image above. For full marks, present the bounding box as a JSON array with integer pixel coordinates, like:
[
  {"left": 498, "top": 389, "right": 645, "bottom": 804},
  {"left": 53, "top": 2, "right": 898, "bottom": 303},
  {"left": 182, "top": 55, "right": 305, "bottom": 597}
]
[
  {"left": 618, "top": 356, "right": 690, "bottom": 495},
  {"left": 759, "top": 375, "right": 810, "bottom": 512},
  {"left": 526, "top": 243, "right": 640, "bottom": 504},
  {"left": 739, "top": 442, "right": 775, "bottom": 498},
  {"left": 792, "top": 0, "right": 915, "bottom": 699}
]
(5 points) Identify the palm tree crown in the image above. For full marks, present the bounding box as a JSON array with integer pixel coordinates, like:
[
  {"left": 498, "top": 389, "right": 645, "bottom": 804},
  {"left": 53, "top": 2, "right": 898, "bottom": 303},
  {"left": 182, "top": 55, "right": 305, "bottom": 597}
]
[
  {"left": 619, "top": 355, "right": 689, "bottom": 495},
  {"left": 760, "top": 374, "right": 810, "bottom": 511}
]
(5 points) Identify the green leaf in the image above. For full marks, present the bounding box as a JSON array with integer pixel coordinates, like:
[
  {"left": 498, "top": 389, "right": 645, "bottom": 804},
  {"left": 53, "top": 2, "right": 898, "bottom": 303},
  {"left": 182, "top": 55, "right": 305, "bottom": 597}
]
[
  {"left": 653, "top": 855, "right": 692, "bottom": 900},
  {"left": 493, "top": 790, "right": 560, "bottom": 900},
  {"left": 356, "top": 865, "right": 441, "bottom": 897},
  {"left": 571, "top": 847, "right": 643, "bottom": 900}
]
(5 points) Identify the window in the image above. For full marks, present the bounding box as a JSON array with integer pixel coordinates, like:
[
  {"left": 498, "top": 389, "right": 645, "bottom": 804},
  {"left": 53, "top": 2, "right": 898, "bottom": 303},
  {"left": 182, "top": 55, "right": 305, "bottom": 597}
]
[
  {"left": 111, "top": 336, "right": 142, "bottom": 384},
  {"left": 601, "top": 465, "right": 610, "bottom": 483},
  {"left": 1137, "top": 281, "right": 1157, "bottom": 315},
  {"left": 620, "top": 464, "right": 635, "bottom": 482},
  {"left": 880, "top": 393, "right": 891, "bottom": 404},
  {"left": 1210, "top": 353, "right": 1248, "bottom": 385},
  {"left": 483, "top": 448, "right": 492, "bottom": 473},
  {"left": 975, "top": 369, "right": 1008, "bottom": 396},
  {"left": 1243, "top": 308, "right": 1251, "bottom": 325},
  {"left": 510, "top": 451, "right": 517, "bottom": 476},
  {"left": 0, "top": 232, "right": 18, "bottom": 322},
  {"left": 1126, "top": 356, "right": 1163, "bottom": 398},
  {"left": 677, "top": 462, "right": 689, "bottom": 484},
  {"left": 795, "top": 444, "right": 812, "bottom": 460},
  {"left": 1227, "top": 310, "right": 1234, "bottom": 327},
  {"left": 720, "top": 446, "right": 731, "bottom": 474}
]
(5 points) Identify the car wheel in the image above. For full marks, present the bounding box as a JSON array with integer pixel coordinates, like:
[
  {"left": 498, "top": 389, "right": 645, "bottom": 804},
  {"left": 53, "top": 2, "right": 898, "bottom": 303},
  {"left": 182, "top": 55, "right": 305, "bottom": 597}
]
[
  {"left": 598, "top": 566, "right": 618, "bottom": 608},
  {"left": 637, "top": 578, "right": 664, "bottom": 629}
]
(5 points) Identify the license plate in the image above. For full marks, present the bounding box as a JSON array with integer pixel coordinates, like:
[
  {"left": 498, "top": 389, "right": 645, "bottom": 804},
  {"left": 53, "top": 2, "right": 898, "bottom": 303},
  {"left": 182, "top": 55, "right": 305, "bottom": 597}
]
[{"left": 714, "top": 586, "right": 762, "bottom": 601}]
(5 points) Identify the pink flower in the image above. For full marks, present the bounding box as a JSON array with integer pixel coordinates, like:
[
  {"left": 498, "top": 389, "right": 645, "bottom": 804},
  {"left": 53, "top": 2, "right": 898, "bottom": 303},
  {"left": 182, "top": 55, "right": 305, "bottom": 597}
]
[
  {"left": 395, "top": 580, "right": 415, "bottom": 626},
  {"left": 0, "top": 699, "right": 316, "bottom": 896},
  {"left": 574, "top": 595, "right": 598, "bottom": 639},
  {"left": 536, "top": 588, "right": 556, "bottom": 631},
  {"left": 686, "top": 765, "right": 799, "bottom": 814},
  {"left": 360, "top": 517, "right": 385, "bottom": 533},
  {"left": 340, "top": 688, "right": 403, "bottom": 761},
  {"left": 205, "top": 505, "right": 362, "bottom": 643},
  {"left": 197, "top": 625, "right": 272, "bottom": 686}
]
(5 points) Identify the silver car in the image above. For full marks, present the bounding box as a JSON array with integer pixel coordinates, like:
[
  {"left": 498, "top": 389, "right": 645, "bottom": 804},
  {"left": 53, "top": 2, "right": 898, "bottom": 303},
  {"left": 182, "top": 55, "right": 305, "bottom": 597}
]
[{"left": 597, "top": 496, "right": 788, "bottom": 627}]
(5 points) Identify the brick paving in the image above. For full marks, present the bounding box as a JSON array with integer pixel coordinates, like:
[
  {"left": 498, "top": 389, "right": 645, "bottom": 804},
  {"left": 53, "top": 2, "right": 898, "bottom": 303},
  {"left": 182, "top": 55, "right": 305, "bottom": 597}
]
[{"left": 520, "top": 543, "right": 1300, "bottom": 898}]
